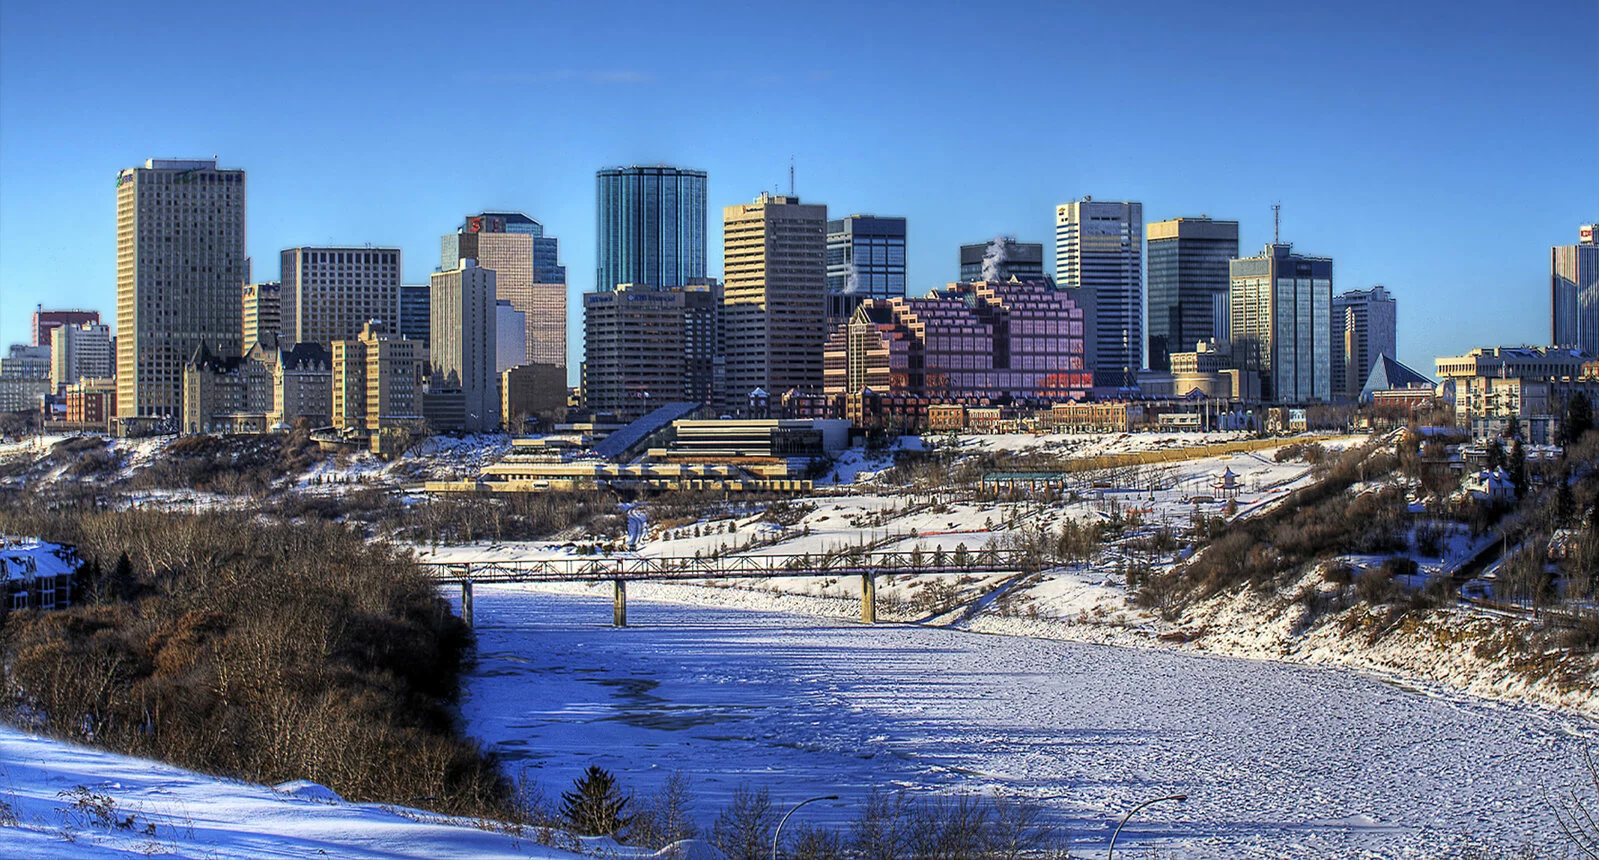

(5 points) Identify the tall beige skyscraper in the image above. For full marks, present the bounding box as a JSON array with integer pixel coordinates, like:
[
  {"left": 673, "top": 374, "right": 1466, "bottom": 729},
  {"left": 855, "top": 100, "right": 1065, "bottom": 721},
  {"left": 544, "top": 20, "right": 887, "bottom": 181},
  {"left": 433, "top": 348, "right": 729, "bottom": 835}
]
[
  {"left": 430, "top": 259, "right": 500, "bottom": 432},
  {"left": 722, "top": 193, "right": 827, "bottom": 410},
  {"left": 443, "top": 221, "right": 567, "bottom": 370},
  {"left": 116, "top": 158, "right": 247, "bottom": 420}
]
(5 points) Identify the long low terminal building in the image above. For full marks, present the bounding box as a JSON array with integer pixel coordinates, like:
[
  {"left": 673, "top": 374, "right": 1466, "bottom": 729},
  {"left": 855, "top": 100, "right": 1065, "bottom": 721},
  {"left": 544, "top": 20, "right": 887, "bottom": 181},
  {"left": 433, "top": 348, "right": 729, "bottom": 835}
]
[{"left": 425, "top": 409, "right": 849, "bottom": 494}]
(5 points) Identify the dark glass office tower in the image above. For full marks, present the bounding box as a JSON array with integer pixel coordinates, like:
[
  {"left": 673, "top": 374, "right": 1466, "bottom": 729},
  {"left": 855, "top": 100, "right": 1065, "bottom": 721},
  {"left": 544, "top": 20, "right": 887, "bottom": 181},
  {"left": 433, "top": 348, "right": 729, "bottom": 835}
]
[
  {"left": 1146, "top": 217, "right": 1239, "bottom": 371},
  {"left": 596, "top": 166, "right": 708, "bottom": 292},
  {"left": 959, "top": 238, "right": 1045, "bottom": 283},
  {"left": 826, "top": 215, "right": 907, "bottom": 331}
]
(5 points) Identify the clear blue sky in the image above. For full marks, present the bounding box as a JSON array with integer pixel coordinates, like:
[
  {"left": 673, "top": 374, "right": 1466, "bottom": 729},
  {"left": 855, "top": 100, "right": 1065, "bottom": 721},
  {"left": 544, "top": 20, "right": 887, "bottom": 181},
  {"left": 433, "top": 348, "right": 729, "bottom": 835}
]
[{"left": 2, "top": 0, "right": 1595, "bottom": 381}]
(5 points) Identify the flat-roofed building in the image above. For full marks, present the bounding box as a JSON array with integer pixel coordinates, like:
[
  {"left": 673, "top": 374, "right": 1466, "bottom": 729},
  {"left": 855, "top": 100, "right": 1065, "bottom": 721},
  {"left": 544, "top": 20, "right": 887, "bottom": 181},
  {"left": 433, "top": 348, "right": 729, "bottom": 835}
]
[
  {"left": 1146, "top": 217, "right": 1238, "bottom": 372},
  {"left": 723, "top": 193, "right": 827, "bottom": 408},
  {"left": 1056, "top": 199, "right": 1144, "bottom": 387},
  {"left": 430, "top": 259, "right": 498, "bottom": 432},
  {"left": 243, "top": 282, "right": 282, "bottom": 350},
  {"left": 117, "top": 158, "right": 247, "bottom": 421},
  {"left": 49, "top": 322, "right": 112, "bottom": 393},
  {"left": 332, "top": 322, "right": 420, "bottom": 433},
  {"left": 279, "top": 247, "right": 401, "bottom": 348},
  {"left": 1229, "top": 243, "right": 1333, "bottom": 402}
]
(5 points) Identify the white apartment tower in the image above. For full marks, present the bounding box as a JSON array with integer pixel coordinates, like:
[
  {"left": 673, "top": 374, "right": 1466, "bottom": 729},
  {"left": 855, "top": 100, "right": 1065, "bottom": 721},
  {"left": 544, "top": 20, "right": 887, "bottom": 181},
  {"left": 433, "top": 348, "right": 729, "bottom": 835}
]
[
  {"left": 1055, "top": 199, "right": 1144, "bottom": 388},
  {"left": 116, "top": 158, "right": 247, "bottom": 420},
  {"left": 49, "top": 322, "right": 113, "bottom": 393},
  {"left": 279, "top": 247, "right": 402, "bottom": 348},
  {"left": 430, "top": 259, "right": 500, "bottom": 432}
]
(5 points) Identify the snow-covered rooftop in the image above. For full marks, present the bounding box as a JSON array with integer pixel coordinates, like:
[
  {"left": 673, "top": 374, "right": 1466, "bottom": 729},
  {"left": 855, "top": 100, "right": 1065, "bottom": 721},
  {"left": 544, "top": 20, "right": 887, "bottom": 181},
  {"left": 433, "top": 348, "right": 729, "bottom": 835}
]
[{"left": 0, "top": 537, "right": 77, "bottom": 582}]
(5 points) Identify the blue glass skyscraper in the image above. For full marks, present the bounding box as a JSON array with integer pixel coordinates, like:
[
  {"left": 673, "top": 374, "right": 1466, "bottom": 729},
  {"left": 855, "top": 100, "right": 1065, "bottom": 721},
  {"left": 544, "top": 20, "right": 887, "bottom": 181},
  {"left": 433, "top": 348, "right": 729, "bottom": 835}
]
[{"left": 596, "top": 166, "right": 708, "bottom": 292}]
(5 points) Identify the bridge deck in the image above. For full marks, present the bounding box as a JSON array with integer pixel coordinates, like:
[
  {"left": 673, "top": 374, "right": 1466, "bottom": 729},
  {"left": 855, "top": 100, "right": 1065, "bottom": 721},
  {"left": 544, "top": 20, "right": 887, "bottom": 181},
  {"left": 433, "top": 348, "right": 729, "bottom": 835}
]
[{"left": 421, "top": 549, "right": 1037, "bottom": 584}]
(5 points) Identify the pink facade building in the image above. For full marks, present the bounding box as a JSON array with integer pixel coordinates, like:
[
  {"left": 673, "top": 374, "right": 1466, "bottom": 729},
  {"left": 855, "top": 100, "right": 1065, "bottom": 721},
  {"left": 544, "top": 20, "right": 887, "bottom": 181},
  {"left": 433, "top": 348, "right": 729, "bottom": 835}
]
[{"left": 825, "top": 279, "right": 1091, "bottom": 408}]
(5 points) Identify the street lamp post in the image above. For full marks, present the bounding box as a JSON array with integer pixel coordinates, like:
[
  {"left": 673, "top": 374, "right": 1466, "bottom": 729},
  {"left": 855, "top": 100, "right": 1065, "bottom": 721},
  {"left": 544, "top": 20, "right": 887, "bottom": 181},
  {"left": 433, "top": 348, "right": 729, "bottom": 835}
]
[
  {"left": 1106, "top": 793, "right": 1187, "bottom": 860},
  {"left": 771, "top": 794, "right": 839, "bottom": 860}
]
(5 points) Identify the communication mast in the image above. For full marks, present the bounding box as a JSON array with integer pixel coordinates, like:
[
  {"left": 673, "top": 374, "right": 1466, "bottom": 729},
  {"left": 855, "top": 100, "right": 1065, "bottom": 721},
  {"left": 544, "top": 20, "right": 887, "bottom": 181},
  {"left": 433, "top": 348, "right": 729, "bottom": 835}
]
[{"left": 1272, "top": 203, "right": 1281, "bottom": 244}]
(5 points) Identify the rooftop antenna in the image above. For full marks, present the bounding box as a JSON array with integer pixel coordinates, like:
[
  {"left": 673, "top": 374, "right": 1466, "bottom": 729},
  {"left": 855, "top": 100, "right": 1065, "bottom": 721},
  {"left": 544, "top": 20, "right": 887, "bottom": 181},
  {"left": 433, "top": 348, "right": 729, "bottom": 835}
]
[
  {"left": 1272, "top": 202, "right": 1281, "bottom": 244},
  {"left": 789, "top": 155, "right": 795, "bottom": 196}
]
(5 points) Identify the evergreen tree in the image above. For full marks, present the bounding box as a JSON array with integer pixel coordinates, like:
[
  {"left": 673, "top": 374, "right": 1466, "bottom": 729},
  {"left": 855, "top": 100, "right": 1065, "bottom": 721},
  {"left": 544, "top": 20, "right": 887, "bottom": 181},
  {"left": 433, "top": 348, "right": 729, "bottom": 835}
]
[
  {"left": 108, "top": 552, "right": 136, "bottom": 602},
  {"left": 1508, "top": 439, "right": 1528, "bottom": 497},
  {"left": 561, "top": 765, "right": 632, "bottom": 837},
  {"left": 1486, "top": 438, "right": 1505, "bottom": 470},
  {"left": 1503, "top": 415, "right": 1522, "bottom": 442},
  {"left": 1557, "top": 469, "right": 1576, "bottom": 524},
  {"left": 69, "top": 557, "right": 101, "bottom": 606},
  {"left": 1565, "top": 392, "right": 1595, "bottom": 449}
]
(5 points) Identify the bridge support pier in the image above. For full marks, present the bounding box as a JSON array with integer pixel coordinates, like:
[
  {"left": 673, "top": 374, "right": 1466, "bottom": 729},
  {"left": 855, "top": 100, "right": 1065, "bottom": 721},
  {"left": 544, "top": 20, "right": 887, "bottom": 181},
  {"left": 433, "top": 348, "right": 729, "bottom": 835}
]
[
  {"left": 460, "top": 580, "right": 474, "bottom": 628},
  {"left": 861, "top": 572, "right": 876, "bottom": 624},
  {"left": 613, "top": 579, "right": 627, "bottom": 627}
]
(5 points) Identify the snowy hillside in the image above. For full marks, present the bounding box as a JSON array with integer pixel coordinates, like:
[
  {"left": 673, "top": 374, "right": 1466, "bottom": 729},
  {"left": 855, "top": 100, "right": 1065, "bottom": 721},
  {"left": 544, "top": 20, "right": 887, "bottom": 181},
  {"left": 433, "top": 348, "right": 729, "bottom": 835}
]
[{"left": 0, "top": 725, "right": 589, "bottom": 859}]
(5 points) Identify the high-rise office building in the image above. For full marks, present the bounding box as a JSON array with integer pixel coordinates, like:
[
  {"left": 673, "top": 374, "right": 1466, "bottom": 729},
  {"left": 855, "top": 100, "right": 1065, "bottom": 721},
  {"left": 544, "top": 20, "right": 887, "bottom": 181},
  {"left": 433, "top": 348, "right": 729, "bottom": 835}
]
[
  {"left": 1146, "top": 217, "right": 1238, "bottom": 372},
  {"left": 1332, "top": 285, "right": 1397, "bottom": 400},
  {"left": 596, "top": 166, "right": 708, "bottom": 292},
  {"left": 398, "top": 284, "right": 430, "bottom": 346},
  {"left": 445, "top": 212, "right": 565, "bottom": 284},
  {"left": 279, "top": 247, "right": 401, "bottom": 348},
  {"left": 1229, "top": 243, "right": 1333, "bottom": 402},
  {"left": 242, "top": 282, "right": 282, "bottom": 350},
  {"left": 496, "top": 300, "right": 527, "bottom": 374},
  {"left": 582, "top": 280, "right": 719, "bottom": 420},
  {"left": 32, "top": 309, "right": 100, "bottom": 347},
  {"left": 1552, "top": 225, "right": 1599, "bottom": 354},
  {"left": 958, "top": 238, "right": 1045, "bottom": 283},
  {"left": 723, "top": 193, "right": 827, "bottom": 408},
  {"left": 1055, "top": 199, "right": 1144, "bottom": 388},
  {"left": 826, "top": 215, "right": 907, "bottom": 332},
  {"left": 49, "top": 322, "right": 112, "bottom": 392},
  {"left": 443, "top": 213, "right": 567, "bottom": 370},
  {"left": 430, "top": 259, "right": 499, "bottom": 432},
  {"left": 116, "top": 158, "right": 247, "bottom": 420}
]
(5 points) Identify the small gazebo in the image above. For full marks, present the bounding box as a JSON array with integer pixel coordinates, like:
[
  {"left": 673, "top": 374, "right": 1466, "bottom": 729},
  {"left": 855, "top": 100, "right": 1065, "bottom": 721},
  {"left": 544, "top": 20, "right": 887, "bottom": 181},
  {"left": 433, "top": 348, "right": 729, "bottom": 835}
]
[{"left": 1213, "top": 466, "right": 1241, "bottom": 499}]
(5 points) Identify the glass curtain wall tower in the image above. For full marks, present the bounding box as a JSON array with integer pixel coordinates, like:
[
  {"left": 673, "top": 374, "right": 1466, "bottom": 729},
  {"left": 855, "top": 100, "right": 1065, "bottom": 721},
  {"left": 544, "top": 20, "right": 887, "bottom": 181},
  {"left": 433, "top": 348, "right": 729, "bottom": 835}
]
[
  {"left": 826, "top": 215, "right": 907, "bottom": 332},
  {"left": 596, "top": 166, "right": 708, "bottom": 292}
]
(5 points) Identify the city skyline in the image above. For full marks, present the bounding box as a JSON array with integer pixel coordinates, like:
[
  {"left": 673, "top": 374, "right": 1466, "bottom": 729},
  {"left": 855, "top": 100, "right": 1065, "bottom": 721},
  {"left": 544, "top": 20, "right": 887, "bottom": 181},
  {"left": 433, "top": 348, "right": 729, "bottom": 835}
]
[{"left": 1, "top": 2, "right": 1595, "bottom": 382}]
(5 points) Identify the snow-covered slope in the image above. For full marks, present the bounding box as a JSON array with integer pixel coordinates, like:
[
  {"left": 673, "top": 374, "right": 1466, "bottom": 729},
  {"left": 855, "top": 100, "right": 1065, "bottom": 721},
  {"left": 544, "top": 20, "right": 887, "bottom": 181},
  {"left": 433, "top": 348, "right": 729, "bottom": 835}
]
[{"left": 0, "top": 725, "right": 585, "bottom": 859}]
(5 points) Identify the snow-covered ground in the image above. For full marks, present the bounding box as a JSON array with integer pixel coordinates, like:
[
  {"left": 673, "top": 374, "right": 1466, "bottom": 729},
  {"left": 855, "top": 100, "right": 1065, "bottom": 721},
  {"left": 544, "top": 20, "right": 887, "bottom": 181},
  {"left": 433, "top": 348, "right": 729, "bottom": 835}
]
[
  {"left": 0, "top": 724, "right": 591, "bottom": 859},
  {"left": 460, "top": 585, "right": 1585, "bottom": 858}
]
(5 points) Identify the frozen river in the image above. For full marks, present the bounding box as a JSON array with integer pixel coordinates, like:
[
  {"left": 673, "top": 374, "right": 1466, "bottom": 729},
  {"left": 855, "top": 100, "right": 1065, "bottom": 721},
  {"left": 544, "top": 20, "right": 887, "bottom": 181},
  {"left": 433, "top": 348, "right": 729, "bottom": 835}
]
[{"left": 458, "top": 583, "right": 1589, "bottom": 857}]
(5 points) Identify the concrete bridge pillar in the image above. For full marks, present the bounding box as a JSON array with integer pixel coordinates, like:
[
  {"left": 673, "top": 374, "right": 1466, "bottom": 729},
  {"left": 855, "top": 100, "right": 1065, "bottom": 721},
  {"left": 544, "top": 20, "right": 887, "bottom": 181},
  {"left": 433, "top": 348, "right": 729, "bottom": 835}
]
[
  {"left": 613, "top": 579, "right": 628, "bottom": 627},
  {"left": 861, "top": 572, "right": 876, "bottom": 624},
  {"left": 460, "top": 580, "right": 474, "bottom": 628}
]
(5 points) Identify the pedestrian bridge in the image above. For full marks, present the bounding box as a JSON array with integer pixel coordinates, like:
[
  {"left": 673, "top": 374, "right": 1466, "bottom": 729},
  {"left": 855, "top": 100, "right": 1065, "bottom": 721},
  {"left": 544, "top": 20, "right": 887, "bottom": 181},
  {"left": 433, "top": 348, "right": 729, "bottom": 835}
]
[{"left": 420, "top": 548, "right": 1040, "bottom": 627}]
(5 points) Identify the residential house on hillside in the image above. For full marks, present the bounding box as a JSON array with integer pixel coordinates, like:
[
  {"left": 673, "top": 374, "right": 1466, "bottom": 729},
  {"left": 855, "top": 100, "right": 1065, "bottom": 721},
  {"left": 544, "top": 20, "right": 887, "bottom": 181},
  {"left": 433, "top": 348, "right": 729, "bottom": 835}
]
[{"left": 2, "top": 537, "right": 79, "bottom": 613}]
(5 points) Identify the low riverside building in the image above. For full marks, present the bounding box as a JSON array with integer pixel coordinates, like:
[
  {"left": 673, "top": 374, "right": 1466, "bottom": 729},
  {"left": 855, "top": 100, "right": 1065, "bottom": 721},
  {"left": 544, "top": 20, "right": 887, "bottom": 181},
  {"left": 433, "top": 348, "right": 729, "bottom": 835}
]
[
  {"left": 426, "top": 412, "right": 844, "bottom": 495},
  {"left": 2, "top": 537, "right": 79, "bottom": 614}
]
